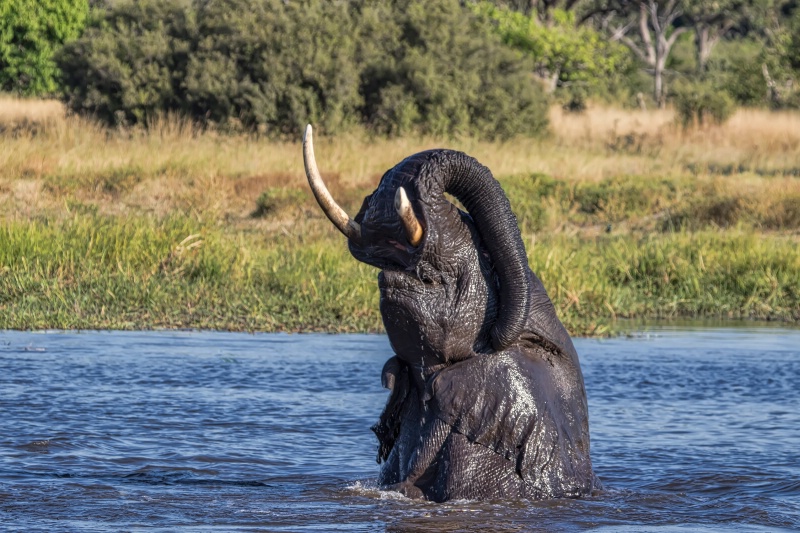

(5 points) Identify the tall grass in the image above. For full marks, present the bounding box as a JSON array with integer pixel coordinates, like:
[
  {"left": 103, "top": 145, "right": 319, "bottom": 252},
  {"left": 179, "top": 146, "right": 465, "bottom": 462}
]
[
  {"left": 2, "top": 97, "right": 799, "bottom": 334},
  {"left": 0, "top": 215, "right": 381, "bottom": 331},
  {"left": 2, "top": 214, "right": 797, "bottom": 334}
]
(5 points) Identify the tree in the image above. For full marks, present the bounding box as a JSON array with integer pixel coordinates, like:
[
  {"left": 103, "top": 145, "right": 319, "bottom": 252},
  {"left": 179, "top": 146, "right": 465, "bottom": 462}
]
[
  {"left": 58, "top": 0, "right": 550, "bottom": 138},
  {"left": 684, "top": 1, "right": 749, "bottom": 72},
  {"left": 759, "top": 0, "right": 800, "bottom": 106},
  {"left": 489, "top": 0, "right": 588, "bottom": 22},
  {"left": 473, "top": 2, "right": 632, "bottom": 101},
  {"left": 58, "top": 0, "right": 196, "bottom": 125},
  {"left": 358, "top": 0, "right": 549, "bottom": 138},
  {"left": 598, "top": 1, "right": 688, "bottom": 107},
  {"left": 0, "top": 0, "right": 88, "bottom": 95}
]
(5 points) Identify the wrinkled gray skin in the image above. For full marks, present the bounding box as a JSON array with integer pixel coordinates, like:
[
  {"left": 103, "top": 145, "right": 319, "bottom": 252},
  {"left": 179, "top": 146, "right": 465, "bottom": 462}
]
[{"left": 343, "top": 150, "right": 599, "bottom": 502}]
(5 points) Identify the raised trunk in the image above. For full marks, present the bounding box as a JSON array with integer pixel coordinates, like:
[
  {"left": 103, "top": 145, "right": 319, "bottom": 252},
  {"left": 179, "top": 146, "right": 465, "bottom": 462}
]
[{"left": 431, "top": 151, "right": 532, "bottom": 351}]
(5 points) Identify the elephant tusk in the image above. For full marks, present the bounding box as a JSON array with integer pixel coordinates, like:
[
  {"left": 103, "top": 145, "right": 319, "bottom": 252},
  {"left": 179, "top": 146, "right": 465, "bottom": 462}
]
[
  {"left": 395, "top": 186, "right": 423, "bottom": 247},
  {"left": 303, "top": 124, "right": 361, "bottom": 241}
]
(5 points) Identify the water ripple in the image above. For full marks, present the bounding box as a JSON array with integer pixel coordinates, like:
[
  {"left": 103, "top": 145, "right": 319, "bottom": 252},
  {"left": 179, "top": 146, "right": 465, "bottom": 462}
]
[{"left": 0, "top": 328, "right": 798, "bottom": 531}]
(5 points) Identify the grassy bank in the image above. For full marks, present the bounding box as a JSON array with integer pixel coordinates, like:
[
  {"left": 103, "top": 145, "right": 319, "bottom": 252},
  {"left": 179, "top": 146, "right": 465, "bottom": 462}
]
[
  {"left": 2, "top": 215, "right": 798, "bottom": 335},
  {"left": 1, "top": 97, "right": 799, "bottom": 335}
]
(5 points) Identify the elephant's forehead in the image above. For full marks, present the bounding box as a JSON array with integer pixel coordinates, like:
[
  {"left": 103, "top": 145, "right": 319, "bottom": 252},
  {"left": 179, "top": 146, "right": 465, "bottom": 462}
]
[{"left": 364, "top": 170, "right": 422, "bottom": 224}]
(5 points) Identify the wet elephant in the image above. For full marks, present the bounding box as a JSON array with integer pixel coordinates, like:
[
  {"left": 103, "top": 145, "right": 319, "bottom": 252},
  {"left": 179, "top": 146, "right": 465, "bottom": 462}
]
[{"left": 302, "top": 125, "right": 600, "bottom": 502}]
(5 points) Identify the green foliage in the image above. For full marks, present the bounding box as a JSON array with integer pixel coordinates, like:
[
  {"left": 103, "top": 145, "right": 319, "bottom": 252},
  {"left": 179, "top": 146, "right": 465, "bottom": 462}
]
[
  {"left": 706, "top": 39, "right": 766, "bottom": 106},
  {"left": 787, "top": 6, "right": 800, "bottom": 71},
  {"left": 59, "top": 0, "right": 360, "bottom": 131},
  {"left": 671, "top": 80, "right": 735, "bottom": 127},
  {"left": 703, "top": 3, "right": 800, "bottom": 108},
  {"left": 0, "top": 0, "right": 88, "bottom": 95},
  {"left": 184, "top": 0, "right": 361, "bottom": 134},
  {"left": 57, "top": 0, "right": 549, "bottom": 138},
  {"left": 358, "top": 0, "right": 549, "bottom": 138},
  {"left": 57, "top": 0, "right": 194, "bottom": 125},
  {"left": 472, "top": 3, "right": 634, "bottom": 105}
]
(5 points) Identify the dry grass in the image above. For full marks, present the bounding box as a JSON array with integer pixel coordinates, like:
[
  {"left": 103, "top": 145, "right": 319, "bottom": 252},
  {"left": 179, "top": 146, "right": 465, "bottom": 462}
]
[
  {"left": 2, "top": 97, "right": 800, "bottom": 232},
  {"left": 2, "top": 97, "right": 799, "bottom": 333},
  {"left": 0, "top": 95, "right": 65, "bottom": 126}
]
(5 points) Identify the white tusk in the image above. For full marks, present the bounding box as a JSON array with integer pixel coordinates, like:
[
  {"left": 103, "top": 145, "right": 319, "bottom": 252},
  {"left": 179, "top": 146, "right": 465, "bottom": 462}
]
[
  {"left": 303, "top": 124, "right": 360, "bottom": 241},
  {"left": 395, "top": 186, "right": 423, "bottom": 247}
]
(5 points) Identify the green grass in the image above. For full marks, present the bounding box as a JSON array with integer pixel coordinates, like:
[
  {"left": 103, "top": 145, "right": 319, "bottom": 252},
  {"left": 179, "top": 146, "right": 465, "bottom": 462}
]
[
  {"left": 2, "top": 104, "right": 799, "bottom": 335},
  {"left": 0, "top": 215, "right": 381, "bottom": 332},
  {"left": 2, "top": 213, "right": 798, "bottom": 336},
  {"left": 532, "top": 232, "right": 800, "bottom": 335}
]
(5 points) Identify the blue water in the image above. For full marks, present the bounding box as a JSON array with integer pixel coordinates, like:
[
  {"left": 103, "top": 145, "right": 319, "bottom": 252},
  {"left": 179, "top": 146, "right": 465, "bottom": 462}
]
[{"left": 0, "top": 328, "right": 798, "bottom": 532}]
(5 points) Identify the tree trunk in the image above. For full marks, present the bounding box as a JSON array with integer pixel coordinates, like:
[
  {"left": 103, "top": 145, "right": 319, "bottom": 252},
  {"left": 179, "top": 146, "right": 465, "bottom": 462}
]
[
  {"left": 695, "top": 25, "right": 711, "bottom": 72},
  {"left": 654, "top": 59, "right": 665, "bottom": 108}
]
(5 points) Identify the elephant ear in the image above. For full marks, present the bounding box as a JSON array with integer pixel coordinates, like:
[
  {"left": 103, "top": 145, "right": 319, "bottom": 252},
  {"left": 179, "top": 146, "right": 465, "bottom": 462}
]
[{"left": 423, "top": 151, "right": 531, "bottom": 352}]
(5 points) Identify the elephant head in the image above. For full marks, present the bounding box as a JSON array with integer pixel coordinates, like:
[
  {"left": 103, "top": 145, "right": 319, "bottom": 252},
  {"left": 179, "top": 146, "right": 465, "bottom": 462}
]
[{"left": 303, "top": 125, "right": 598, "bottom": 501}]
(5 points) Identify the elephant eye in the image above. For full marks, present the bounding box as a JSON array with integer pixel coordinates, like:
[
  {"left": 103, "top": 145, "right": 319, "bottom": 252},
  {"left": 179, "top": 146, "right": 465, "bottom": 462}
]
[{"left": 415, "top": 262, "right": 439, "bottom": 284}]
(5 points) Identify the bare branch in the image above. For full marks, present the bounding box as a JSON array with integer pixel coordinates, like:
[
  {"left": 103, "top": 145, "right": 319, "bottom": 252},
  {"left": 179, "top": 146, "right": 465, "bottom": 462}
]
[
  {"left": 647, "top": 1, "right": 661, "bottom": 35},
  {"left": 663, "top": 6, "right": 683, "bottom": 28},
  {"left": 609, "top": 19, "right": 635, "bottom": 41},
  {"left": 665, "top": 26, "right": 688, "bottom": 49},
  {"left": 638, "top": 2, "right": 655, "bottom": 65},
  {"left": 618, "top": 32, "right": 649, "bottom": 63}
]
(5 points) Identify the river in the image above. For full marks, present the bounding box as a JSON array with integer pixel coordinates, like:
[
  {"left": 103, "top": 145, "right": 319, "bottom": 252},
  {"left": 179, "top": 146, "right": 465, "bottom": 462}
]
[{"left": 1, "top": 327, "right": 798, "bottom": 531}]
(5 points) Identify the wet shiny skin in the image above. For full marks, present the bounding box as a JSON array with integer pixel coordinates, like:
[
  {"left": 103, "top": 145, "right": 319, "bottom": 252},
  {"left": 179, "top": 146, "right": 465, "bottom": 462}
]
[
  {"left": 1, "top": 328, "right": 798, "bottom": 531},
  {"left": 349, "top": 150, "right": 593, "bottom": 500}
]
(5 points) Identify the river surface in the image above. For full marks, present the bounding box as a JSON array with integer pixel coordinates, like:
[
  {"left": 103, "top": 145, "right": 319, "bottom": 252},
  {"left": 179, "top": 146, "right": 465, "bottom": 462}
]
[{"left": 1, "top": 327, "right": 798, "bottom": 532}]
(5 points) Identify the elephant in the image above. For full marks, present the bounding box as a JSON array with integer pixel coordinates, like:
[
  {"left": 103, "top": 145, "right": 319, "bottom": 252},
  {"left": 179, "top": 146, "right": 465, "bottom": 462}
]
[{"left": 302, "top": 125, "right": 600, "bottom": 502}]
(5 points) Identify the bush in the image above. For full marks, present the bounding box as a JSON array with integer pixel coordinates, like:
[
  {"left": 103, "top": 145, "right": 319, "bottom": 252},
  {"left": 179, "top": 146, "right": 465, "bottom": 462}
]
[
  {"left": 59, "top": 0, "right": 360, "bottom": 132},
  {"left": 57, "top": 0, "right": 549, "bottom": 139},
  {"left": 183, "top": 0, "right": 361, "bottom": 134},
  {"left": 0, "top": 0, "right": 88, "bottom": 95},
  {"left": 358, "top": 0, "right": 549, "bottom": 138},
  {"left": 57, "top": 0, "right": 194, "bottom": 126},
  {"left": 671, "top": 80, "right": 734, "bottom": 127}
]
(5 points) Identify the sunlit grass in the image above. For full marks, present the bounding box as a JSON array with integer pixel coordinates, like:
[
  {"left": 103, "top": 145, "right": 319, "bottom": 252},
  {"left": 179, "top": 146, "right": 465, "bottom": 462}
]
[
  {"left": 2, "top": 97, "right": 799, "bottom": 334},
  {"left": 1, "top": 214, "right": 798, "bottom": 335},
  {"left": 0, "top": 215, "right": 381, "bottom": 332}
]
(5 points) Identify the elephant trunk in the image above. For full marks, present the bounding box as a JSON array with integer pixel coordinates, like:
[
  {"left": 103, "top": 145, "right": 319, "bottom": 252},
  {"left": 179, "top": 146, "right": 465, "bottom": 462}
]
[{"left": 429, "top": 151, "right": 531, "bottom": 351}]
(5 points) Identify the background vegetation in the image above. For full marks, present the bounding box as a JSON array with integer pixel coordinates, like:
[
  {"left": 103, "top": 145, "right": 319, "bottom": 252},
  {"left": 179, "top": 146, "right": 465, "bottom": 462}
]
[
  {"left": 1, "top": 0, "right": 799, "bottom": 334},
  {"left": 1, "top": 99, "right": 798, "bottom": 334},
  {"left": 5, "top": 0, "right": 800, "bottom": 131}
]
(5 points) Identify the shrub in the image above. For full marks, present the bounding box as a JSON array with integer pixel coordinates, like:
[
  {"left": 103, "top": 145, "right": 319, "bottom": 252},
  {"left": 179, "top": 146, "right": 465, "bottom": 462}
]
[
  {"left": 183, "top": 0, "right": 361, "bottom": 134},
  {"left": 671, "top": 80, "right": 734, "bottom": 127},
  {"left": 57, "top": 0, "right": 194, "bottom": 126},
  {"left": 356, "top": 0, "right": 549, "bottom": 139},
  {"left": 57, "top": 0, "right": 549, "bottom": 139},
  {"left": 59, "top": 0, "right": 360, "bottom": 132},
  {"left": 0, "top": 0, "right": 88, "bottom": 95}
]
